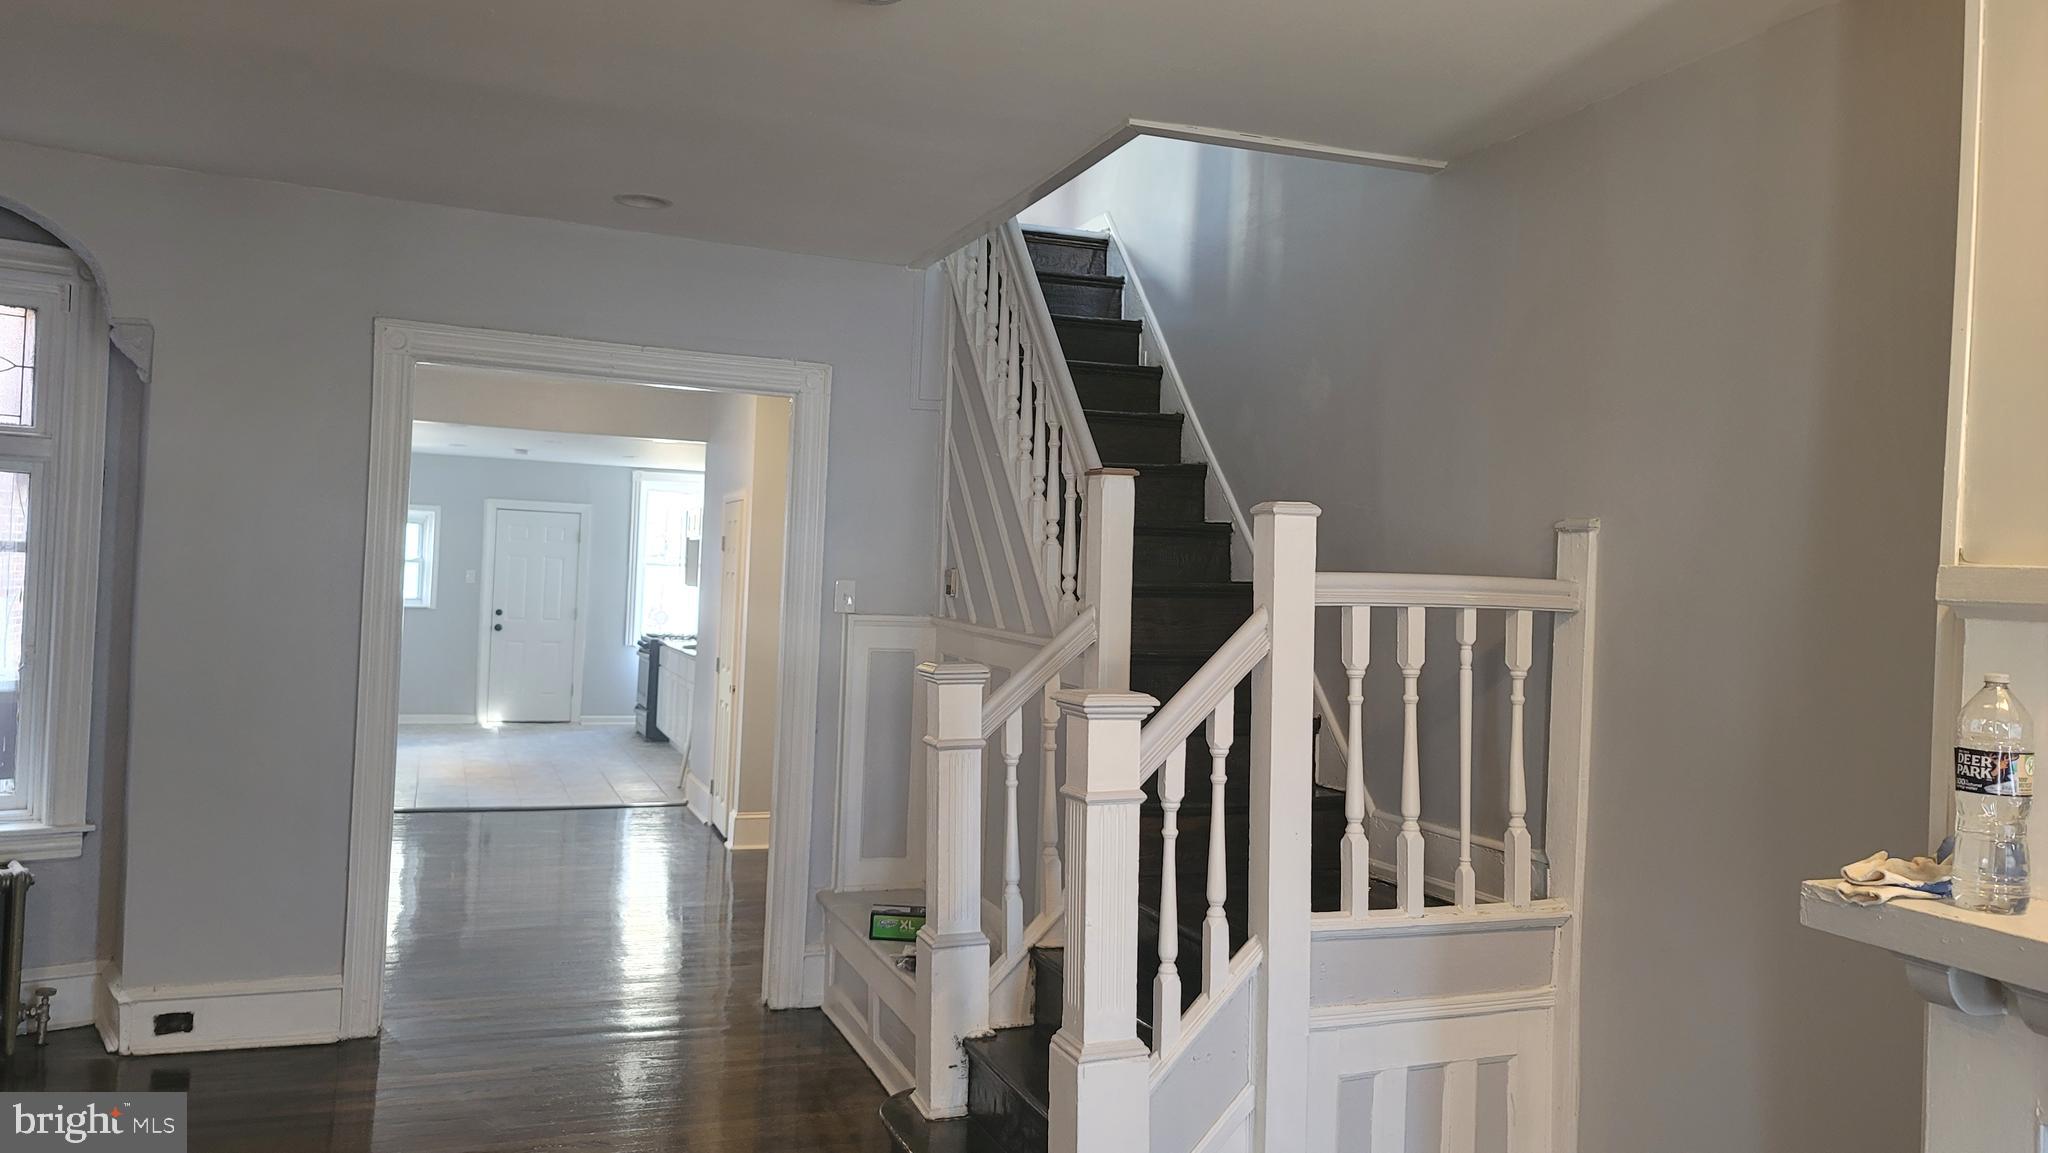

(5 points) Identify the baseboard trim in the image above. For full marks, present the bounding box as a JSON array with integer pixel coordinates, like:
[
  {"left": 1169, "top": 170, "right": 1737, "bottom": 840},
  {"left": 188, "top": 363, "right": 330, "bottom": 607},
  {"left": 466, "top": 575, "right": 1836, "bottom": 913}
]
[
  {"left": 101, "top": 968, "right": 344, "bottom": 1055},
  {"left": 579, "top": 715, "right": 636, "bottom": 726},
  {"left": 16, "top": 960, "right": 100, "bottom": 1036},
  {"left": 397, "top": 714, "right": 474, "bottom": 726},
  {"left": 802, "top": 946, "right": 827, "bottom": 1008},
  {"left": 729, "top": 810, "right": 771, "bottom": 851}
]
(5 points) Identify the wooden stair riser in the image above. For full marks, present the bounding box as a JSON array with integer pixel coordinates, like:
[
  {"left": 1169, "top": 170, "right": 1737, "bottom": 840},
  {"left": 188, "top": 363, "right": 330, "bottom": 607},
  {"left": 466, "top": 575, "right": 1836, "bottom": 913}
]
[
  {"left": 1051, "top": 316, "right": 1142, "bottom": 364},
  {"left": 964, "top": 1030, "right": 1053, "bottom": 1153},
  {"left": 1037, "top": 273, "right": 1124, "bottom": 319},
  {"left": 1132, "top": 527, "right": 1233, "bottom": 583},
  {"left": 1130, "top": 466, "right": 1208, "bottom": 526},
  {"left": 1070, "top": 362, "right": 1163, "bottom": 413},
  {"left": 1089, "top": 412, "right": 1183, "bottom": 463},
  {"left": 1022, "top": 232, "right": 1109, "bottom": 277},
  {"left": 1132, "top": 586, "right": 1254, "bottom": 653}
]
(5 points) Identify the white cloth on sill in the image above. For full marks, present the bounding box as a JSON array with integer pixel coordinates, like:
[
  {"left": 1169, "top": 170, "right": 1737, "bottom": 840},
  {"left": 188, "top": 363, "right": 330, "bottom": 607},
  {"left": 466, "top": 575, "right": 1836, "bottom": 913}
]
[{"left": 1815, "top": 850, "right": 1952, "bottom": 906}]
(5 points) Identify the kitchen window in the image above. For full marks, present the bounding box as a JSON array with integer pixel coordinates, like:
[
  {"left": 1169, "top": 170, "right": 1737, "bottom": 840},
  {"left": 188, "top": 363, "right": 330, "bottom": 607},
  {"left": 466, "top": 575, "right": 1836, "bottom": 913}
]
[
  {"left": 403, "top": 506, "right": 438, "bottom": 609},
  {"left": 0, "top": 239, "right": 109, "bottom": 857},
  {"left": 628, "top": 471, "right": 704, "bottom": 640}
]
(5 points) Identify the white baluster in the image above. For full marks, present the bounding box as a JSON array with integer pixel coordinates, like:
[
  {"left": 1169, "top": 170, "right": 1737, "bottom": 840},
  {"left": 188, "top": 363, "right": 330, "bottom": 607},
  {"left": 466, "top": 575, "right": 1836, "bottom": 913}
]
[
  {"left": 1040, "top": 677, "right": 1063, "bottom": 917},
  {"left": 1001, "top": 298, "right": 1019, "bottom": 479},
  {"left": 1340, "top": 605, "right": 1371, "bottom": 914},
  {"left": 1029, "top": 368, "right": 1047, "bottom": 531},
  {"left": 1153, "top": 744, "right": 1186, "bottom": 1055},
  {"left": 1043, "top": 420, "right": 1064, "bottom": 606},
  {"left": 1505, "top": 609, "right": 1534, "bottom": 906},
  {"left": 1396, "top": 606, "right": 1426, "bottom": 916},
  {"left": 1455, "top": 608, "right": 1477, "bottom": 910},
  {"left": 988, "top": 254, "right": 1005, "bottom": 392},
  {"left": 1061, "top": 451, "right": 1080, "bottom": 607},
  {"left": 966, "top": 241, "right": 983, "bottom": 376},
  {"left": 1002, "top": 707, "right": 1026, "bottom": 959},
  {"left": 1018, "top": 346, "right": 1037, "bottom": 503},
  {"left": 1202, "top": 693, "right": 1233, "bottom": 997}
]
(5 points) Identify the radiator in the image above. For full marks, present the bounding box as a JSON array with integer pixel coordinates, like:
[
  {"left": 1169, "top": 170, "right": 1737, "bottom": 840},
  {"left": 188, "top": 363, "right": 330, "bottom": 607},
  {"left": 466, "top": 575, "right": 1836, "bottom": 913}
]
[{"left": 1, "top": 861, "right": 30, "bottom": 1058}]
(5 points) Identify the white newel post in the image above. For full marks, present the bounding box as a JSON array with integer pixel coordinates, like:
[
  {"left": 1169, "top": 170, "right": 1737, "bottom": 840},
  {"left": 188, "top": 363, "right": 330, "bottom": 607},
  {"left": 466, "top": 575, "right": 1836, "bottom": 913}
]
[
  {"left": 1250, "top": 501, "right": 1319, "bottom": 1153},
  {"left": 1048, "top": 688, "right": 1157, "bottom": 1153},
  {"left": 1082, "top": 469, "right": 1136, "bottom": 691},
  {"left": 913, "top": 661, "right": 993, "bottom": 1120}
]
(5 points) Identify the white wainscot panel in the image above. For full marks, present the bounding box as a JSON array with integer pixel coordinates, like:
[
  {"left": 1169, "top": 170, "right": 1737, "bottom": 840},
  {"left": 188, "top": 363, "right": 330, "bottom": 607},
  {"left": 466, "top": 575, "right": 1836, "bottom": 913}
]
[
  {"left": 836, "top": 615, "right": 936, "bottom": 889},
  {"left": 1307, "top": 1004, "right": 1553, "bottom": 1153}
]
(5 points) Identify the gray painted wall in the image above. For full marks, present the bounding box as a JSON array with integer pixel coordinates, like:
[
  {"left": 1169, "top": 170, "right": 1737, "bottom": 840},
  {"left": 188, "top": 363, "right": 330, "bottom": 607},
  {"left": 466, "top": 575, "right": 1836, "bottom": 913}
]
[
  {"left": 399, "top": 453, "right": 655, "bottom": 721},
  {"left": 1025, "top": 5, "right": 1959, "bottom": 1151},
  {"left": 685, "top": 394, "right": 791, "bottom": 831},
  {"left": 0, "top": 138, "right": 942, "bottom": 989}
]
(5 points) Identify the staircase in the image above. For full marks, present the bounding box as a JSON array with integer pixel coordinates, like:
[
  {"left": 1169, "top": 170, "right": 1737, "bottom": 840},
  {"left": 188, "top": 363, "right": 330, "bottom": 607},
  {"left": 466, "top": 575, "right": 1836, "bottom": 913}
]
[
  {"left": 879, "top": 230, "right": 1383, "bottom": 1153},
  {"left": 849, "top": 219, "right": 1596, "bottom": 1153}
]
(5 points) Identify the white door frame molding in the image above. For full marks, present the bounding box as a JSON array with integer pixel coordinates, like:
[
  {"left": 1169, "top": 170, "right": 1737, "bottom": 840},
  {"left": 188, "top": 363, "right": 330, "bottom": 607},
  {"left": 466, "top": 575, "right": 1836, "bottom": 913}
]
[
  {"left": 709, "top": 494, "right": 750, "bottom": 840},
  {"left": 347, "top": 318, "right": 832, "bottom": 1034},
  {"left": 474, "top": 499, "right": 594, "bottom": 725}
]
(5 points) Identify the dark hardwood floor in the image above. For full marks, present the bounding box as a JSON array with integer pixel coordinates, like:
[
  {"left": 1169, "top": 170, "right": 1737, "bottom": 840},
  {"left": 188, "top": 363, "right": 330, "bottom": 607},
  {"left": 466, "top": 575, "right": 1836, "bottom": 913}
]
[{"left": 1, "top": 808, "right": 889, "bottom": 1151}]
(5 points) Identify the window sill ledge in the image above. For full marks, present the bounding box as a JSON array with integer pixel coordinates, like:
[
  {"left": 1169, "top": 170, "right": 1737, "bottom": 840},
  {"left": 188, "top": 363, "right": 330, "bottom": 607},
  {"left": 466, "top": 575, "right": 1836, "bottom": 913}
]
[{"left": 0, "top": 822, "right": 93, "bottom": 861}]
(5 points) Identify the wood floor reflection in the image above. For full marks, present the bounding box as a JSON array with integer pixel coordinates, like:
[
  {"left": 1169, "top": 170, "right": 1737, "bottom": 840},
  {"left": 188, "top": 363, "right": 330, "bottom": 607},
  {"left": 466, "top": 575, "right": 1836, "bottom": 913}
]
[{"left": 1, "top": 808, "right": 888, "bottom": 1151}]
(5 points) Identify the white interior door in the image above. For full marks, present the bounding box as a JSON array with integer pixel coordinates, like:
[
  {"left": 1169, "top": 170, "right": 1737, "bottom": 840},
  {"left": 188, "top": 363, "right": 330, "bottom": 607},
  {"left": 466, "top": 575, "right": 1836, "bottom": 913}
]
[
  {"left": 485, "top": 506, "right": 584, "bottom": 723},
  {"left": 708, "top": 496, "right": 747, "bottom": 837}
]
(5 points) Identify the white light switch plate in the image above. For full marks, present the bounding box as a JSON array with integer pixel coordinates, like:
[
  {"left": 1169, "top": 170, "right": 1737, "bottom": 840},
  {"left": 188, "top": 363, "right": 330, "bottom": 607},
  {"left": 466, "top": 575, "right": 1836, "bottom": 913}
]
[{"left": 834, "top": 580, "right": 857, "bottom": 614}]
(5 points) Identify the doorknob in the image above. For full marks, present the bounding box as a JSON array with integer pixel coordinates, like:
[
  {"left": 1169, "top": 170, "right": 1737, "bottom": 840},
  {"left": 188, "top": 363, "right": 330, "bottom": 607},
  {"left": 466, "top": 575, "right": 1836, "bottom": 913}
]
[
  {"left": 494, "top": 608, "right": 504, "bottom": 616},
  {"left": 493, "top": 624, "right": 503, "bottom": 632}
]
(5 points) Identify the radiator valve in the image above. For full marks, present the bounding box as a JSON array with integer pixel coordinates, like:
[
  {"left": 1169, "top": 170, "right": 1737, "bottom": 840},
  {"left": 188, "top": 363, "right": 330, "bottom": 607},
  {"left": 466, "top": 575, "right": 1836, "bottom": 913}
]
[{"left": 19, "top": 985, "right": 54, "bottom": 1047}]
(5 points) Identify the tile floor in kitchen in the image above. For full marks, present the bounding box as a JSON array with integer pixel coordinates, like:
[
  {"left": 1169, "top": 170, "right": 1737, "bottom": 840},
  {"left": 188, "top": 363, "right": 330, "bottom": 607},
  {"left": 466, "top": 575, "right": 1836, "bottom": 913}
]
[{"left": 394, "top": 722, "right": 691, "bottom": 811}]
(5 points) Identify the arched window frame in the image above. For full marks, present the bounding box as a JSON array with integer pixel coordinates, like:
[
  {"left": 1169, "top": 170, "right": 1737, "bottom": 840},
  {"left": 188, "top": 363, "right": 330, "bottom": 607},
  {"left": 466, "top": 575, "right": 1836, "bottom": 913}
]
[{"left": 0, "top": 237, "right": 108, "bottom": 858}]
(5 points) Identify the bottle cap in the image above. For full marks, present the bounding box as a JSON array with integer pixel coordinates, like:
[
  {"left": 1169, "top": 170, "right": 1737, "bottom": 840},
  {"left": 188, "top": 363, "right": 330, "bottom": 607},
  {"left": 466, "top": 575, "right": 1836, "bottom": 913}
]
[{"left": 1987, "top": 673, "right": 2013, "bottom": 685}]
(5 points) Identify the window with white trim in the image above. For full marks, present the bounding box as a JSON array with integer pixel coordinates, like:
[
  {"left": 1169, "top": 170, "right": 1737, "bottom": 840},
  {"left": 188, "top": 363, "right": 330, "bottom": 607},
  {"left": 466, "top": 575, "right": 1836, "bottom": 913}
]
[
  {"left": 0, "top": 239, "right": 108, "bottom": 855},
  {"left": 403, "top": 506, "right": 438, "bottom": 609},
  {"left": 628, "top": 471, "right": 704, "bottom": 640}
]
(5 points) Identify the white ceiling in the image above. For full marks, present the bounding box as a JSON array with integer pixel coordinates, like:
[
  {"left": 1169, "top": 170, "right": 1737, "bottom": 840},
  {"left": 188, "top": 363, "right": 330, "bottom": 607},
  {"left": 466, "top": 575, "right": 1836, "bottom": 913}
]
[
  {"left": 412, "top": 421, "right": 705, "bottom": 471},
  {"left": 0, "top": 0, "right": 1832, "bottom": 265}
]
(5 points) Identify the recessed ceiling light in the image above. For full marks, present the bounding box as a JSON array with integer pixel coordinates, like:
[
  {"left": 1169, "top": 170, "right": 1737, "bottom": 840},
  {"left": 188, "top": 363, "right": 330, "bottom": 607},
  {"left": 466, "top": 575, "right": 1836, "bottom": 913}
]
[{"left": 613, "top": 193, "right": 673, "bottom": 211}]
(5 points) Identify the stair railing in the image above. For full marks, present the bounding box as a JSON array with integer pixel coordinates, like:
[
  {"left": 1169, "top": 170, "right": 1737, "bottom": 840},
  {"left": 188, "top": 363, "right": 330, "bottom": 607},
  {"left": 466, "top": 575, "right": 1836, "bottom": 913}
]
[
  {"left": 982, "top": 603, "right": 1099, "bottom": 962},
  {"left": 1051, "top": 501, "right": 1322, "bottom": 1153},
  {"left": 945, "top": 221, "right": 1104, "bottom": 627},
  {"left": 912, "top": 470, "right": 1135, "bottom": 1121},
  {"left": 1315, "top": 519, "right": 1600, "bottom": 916}
]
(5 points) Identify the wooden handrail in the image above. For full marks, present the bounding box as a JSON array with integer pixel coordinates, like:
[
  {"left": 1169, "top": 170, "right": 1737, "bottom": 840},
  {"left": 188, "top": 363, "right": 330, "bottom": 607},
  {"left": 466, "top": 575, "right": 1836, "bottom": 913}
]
[
  {"left": 981, "top": 606, "right": 1098, "bottom": 738},
  {"left": 997, "top": 221, "right": 1102, "bottom": 471},
  {"left": 1315, "top": 571, "right": 1581, "bottom": 613},
  {"left": 1136, "top": 607, "right": 1271, "bottom": 780}
]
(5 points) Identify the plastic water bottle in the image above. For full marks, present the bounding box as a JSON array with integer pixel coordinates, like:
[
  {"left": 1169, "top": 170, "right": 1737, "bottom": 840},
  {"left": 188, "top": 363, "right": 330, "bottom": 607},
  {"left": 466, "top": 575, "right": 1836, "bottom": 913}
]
[{"left": 1953, "top": 673, "right": 2034, "bottom": 914}]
